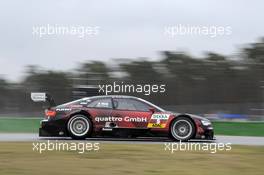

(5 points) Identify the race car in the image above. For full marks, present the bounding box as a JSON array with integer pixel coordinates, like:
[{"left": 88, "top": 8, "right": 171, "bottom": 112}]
[{"left": 31, "top": 93, "right": 214, "bottom": 141}]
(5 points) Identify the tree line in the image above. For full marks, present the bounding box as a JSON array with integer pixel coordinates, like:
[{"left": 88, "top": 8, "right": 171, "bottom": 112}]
[{"left": 0, "top": 38, "right": 263, "bottom": 114}]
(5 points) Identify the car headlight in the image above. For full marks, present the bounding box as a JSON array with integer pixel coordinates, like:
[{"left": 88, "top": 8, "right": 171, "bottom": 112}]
[{"left": 201, "top": 120, "right": 211, "bottom": 126}]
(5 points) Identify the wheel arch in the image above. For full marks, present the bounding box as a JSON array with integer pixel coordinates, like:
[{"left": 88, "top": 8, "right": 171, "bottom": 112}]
[{"left": 67, "top": 110, "right": 92, "bottom": 122}]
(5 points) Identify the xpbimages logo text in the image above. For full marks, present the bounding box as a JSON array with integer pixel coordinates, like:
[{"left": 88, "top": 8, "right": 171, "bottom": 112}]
[
  {"left": 164, "top": 141, "right": 232, "bottom": 154},
  {"left": 32, "top": 24, "right": 100, "bottom": 38},
  {"left": 32, "top": 140, "right": 100, "bottom": 154},
  {"left": 99, "top": 82, "right": 166, "bottom": 95},
  {"left": 164, "top": 24, "right": 232, "bottom": 38}
]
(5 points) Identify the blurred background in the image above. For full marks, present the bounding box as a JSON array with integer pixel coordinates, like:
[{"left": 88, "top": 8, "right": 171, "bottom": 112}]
[
  {"left": 0, "top": 41, "right": 264, "bottom": 121},
  {"left": 0, "top": 0, "right": 263, "bottom": 121}
]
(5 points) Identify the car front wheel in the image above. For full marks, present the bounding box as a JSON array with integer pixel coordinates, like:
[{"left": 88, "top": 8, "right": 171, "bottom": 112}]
[{"left": 170, "top": 117, "right": 195, "bottom": 141}]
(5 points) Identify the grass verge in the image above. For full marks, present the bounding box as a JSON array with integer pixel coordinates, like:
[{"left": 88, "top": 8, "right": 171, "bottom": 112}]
[
  {"left": 0, "top": 118, "right": 40, "bottom": 133},
  {"left": 0, "top": 142, "right": 263, "bottom": 175},
  {"left": 212, "top": 121, "right": 264, "bottom": 136}
]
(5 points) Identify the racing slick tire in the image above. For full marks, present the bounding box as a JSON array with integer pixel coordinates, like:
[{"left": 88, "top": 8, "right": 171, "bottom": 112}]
[
  {"left": 67, "top": 114, "right": 92, "bottom": 140},
  {"left": 170, "top": 117, "right": 195, "bottom": 141}
]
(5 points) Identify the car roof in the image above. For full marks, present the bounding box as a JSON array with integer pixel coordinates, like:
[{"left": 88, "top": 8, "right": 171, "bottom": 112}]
[{"left": 83, "top": 95, "right": 138, "bottom": 100}]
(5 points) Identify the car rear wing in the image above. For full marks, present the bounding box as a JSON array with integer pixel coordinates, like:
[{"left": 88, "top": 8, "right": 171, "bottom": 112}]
[{"left": 31, "top": 92, "right": 56, "bottom": 108}]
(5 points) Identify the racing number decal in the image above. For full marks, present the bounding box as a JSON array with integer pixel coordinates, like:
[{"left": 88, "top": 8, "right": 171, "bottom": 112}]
[{"left": 147, "top": 113, "right": 170, "bottom": 128}]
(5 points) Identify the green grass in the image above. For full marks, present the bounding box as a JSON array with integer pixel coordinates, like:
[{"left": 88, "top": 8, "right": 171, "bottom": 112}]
[
  {"left": 212, "top": 121, "right": 264, "bottom": 136},
  {"left": 0, "top": 142, "right": 263, "bottom": 175},
  {"left": 0, "top": 118, "right": 41, "bottom": 133},
  {"left": 0, "top": 118, "right": 264, "bottom": 136}
]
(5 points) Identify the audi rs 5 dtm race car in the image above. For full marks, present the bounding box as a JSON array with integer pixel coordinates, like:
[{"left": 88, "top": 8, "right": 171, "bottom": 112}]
[{"left": 31, "top": 93, "right": 214, "bottom": 141}]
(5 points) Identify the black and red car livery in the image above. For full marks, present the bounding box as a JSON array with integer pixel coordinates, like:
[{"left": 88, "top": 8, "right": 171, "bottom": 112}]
[{"left": 34, "top": 94, "right": 214, "bottom": 141}]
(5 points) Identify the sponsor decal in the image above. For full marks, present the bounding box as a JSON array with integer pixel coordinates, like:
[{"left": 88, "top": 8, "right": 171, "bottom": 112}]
[
  {"left": 56, "top": 108, "right": 71, "bottom": 112},
  {"left": 151, "top": 114, "right": 170, "bottom": 120},
  {"left": 147, "top": 123, "right": 166, "bottom": 128},
  {"left": 147, "top": 113, "right": 170, "bottom": 128}
]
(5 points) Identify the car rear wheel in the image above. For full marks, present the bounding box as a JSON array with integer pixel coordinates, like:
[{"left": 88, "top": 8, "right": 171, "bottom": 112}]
[
  {"left": 170, "top": 117, "right": 195, "bottom": 141},
  {"left": 67, "top": 115, "right": 92, "bottom": 139}
]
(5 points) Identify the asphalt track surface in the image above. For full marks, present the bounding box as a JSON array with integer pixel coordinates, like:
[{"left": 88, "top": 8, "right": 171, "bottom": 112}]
[{"left": 0, "top": 133, "right": 264, "bottom": 145}]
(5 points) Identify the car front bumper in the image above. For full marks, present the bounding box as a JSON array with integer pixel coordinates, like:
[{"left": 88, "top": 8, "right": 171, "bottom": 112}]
[{"left": 204, "top": 127, "right": 214, "bottom": 140}]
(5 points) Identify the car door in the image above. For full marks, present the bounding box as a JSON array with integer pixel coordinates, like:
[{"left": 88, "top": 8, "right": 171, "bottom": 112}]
[
  {"left": 85, "top": 97, "right": 113, "bottom": 130},
  {"left": 110, "top": 98, "right": 153, "bottom": 128}
]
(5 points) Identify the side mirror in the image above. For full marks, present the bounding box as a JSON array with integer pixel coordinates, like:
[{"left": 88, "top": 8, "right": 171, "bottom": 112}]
[{"left": 149, "top": 108, "right": 155, "bottom": 113}]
